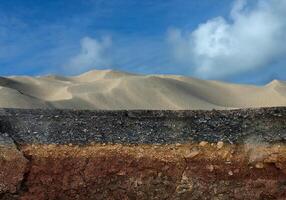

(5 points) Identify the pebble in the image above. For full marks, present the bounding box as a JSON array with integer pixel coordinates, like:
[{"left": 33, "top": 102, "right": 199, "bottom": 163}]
[
  {"left": 175, "top": 143, "right": 182, "bottom": 147},
  {"left": 117, "top": 171, "right": 126, "bottom": 176},
  {"left": 228, "top": 171, "right": 233, "bottom": 176},
  {"left": 255, "top": 162, "right": 264, "bottom": 169},
  {"left": 199, "top": 141, "right": 208, "bottom": 147},
  {"left": 206, "top": 165, "right": 214, "bottom": 172},
  {"left": 186, "top": 150, "right": 200, "bottom": 158},
  {"left": 217, "top": 141, "right": 224, "bottom": 149}
]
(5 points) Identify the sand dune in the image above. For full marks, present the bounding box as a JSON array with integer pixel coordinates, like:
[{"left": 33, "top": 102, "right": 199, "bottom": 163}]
[{"left": 0, "top": 69, "right": 285, "bottom": 110}]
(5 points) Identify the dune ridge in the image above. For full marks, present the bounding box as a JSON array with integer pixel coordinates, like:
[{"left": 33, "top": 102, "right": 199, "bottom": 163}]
[{"left": 0, "top": 69, "right": 285, "bottom": 110}]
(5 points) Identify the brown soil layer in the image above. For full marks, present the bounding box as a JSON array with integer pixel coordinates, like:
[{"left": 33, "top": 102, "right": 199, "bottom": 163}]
[
  {"left": 0, "top": 145, "right": 27, "bottom": 195},
  {"left": 2, "top": 143, "right": 286, "bottom": 200}
]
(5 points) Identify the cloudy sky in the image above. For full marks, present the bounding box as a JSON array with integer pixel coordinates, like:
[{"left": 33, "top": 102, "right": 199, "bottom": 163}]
[{"left": 0, "top": 0, "right": 285, "bottom": 84}]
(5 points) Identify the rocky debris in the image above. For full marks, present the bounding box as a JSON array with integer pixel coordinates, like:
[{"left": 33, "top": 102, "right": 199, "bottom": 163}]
[
  {"left": 206, "top": 164, "right": 215, "bottom": 172},
  {"left": 199, "top": 141, "right": 208, "bottom": 146},
  {"left": 0, "top": 107, "right": 285, "bottom": 145},
  {"left": 217, "top": 141, "right": 224, "bottom": 149},
  {"left": 228, "top": 170, "right": 233, "bottom": 176},
  {"left": 255, "top": 162, "right": 264, "bottom": 169},
  {"left": 185, "top": 149, "right": 200, "bottom": 158}
]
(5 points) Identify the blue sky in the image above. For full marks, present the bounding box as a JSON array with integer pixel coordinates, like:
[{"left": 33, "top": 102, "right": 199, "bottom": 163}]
[{"left": 0, "top": 0, "right": 285, "bottom": 84}]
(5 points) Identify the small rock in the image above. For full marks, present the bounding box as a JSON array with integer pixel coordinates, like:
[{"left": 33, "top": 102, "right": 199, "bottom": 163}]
[
  {"left": 117, "top": 171, "right": 126, "bottom": 176},
  {"left": 226, "top": 157, "right": 232, "bottom": 162},
  {"left": 199, "top": 141, "right": 208, "bottom": 147},
  {"left": 214, "top": 188, "right": 217, "bottom": 194},
  {"left": 206, "top": 165, "right": 214, "bottom": 172},
  {"left": 217, "top": 141, "right": 224, "bottom": 149},
  {"left": 228, "top": 171, "right": 233, "bottom": 176},
  {"left": 186, "top": 150, "right": 200, "bottom": 158},
  {"left": 255, "top": 162, "right": 264, "bottom": 169}
]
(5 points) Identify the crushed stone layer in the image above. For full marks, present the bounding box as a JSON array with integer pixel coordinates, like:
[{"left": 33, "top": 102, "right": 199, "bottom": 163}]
[
  {"left": 1, "top": 143, "right": 286, "bottom": 199},
  {"left": 0, "top": 107, "right": 285, "bottom": 145}
]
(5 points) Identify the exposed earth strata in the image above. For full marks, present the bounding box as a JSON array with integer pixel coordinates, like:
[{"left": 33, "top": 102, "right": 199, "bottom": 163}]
[{"left": 0, "top": 107, "right": 286, "bottom": 199}]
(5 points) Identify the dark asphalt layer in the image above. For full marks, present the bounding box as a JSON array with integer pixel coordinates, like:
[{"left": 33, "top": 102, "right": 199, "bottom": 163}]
[{"left": 0, "top": 107, "right": 285, "bottom": 145}]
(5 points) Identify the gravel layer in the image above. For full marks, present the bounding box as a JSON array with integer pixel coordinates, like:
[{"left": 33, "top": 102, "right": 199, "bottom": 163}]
[{"left": 0, "top": 107, "right": 285, "bottom": 145}]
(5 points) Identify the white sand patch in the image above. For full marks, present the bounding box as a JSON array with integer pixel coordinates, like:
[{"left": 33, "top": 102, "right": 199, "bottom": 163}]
[{"left": 0, "top": 69, "right": 285, "bottom": 110}]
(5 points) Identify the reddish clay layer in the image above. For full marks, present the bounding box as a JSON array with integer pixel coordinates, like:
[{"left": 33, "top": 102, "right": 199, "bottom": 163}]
[
  {"left": 0, "top": 145, "right": 27, "bottom": 195},
  {"left": 0, "top": 143, "right": 283, "bottom": 200}
]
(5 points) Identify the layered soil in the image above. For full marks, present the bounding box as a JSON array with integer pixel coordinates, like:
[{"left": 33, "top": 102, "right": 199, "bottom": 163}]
[
  {"left": 2, "top": 143, "right": 286, "bottom": 199},
  {"left": 0, "top": 107, "right": 286, "bottom": 199}
]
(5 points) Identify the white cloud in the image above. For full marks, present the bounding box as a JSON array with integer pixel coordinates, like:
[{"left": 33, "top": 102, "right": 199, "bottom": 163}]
[
  {"left": 168, "top": 0, "right": 286, "bottom": 78},
  {"left": 66, "top": 36, "right": 112, "bottom": 73}
]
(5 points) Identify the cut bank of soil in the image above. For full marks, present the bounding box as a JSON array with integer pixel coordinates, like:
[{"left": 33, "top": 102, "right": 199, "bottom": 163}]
[{"left": 0, "top": 107, "right": 286, "bottom": 199}]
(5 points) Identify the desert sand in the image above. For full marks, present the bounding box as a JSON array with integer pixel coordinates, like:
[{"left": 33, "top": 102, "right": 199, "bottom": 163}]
[{"left": 0, "top": 69, "right": 285, "bottom": 110}]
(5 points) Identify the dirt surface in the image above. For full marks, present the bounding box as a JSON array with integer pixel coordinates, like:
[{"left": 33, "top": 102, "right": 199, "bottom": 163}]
[{"left": 0, "top": 107, "right": 286, "bottom": 199}]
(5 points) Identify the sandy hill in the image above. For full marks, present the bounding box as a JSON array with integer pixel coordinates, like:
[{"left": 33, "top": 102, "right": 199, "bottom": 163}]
[{"left": 0, "top": 69, "right": 285, "bottom": 110}]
